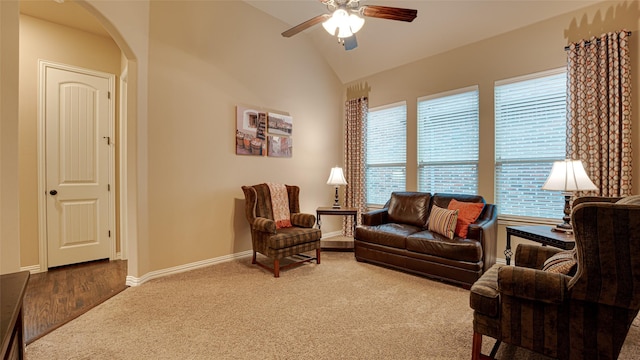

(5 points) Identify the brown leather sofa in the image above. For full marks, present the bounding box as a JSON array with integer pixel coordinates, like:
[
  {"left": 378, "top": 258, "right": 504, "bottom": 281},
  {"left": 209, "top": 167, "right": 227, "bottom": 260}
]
[{"left": 354, "top": 192, "right": 497, "bottom": 288}]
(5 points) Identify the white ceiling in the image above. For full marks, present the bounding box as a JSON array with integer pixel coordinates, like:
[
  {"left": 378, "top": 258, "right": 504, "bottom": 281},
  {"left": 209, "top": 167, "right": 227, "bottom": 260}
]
[
  {"left": 248, "top": 0, "right": 600, "bottom": 83},
  {"left": 20, "top": 0, "right": 599, "bottom": 83}
]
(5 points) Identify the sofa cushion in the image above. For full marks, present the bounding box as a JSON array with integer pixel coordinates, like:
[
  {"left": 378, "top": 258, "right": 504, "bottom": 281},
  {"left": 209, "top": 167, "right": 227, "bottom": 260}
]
[
  {"left": 406, "top": 230, "right": 483, "bottom": 263},
  {"left": 542, "top": 249, "right": 577, "bottom": 275},
  {"left": 355, "top": 223, "right": 421, "bottom": 249},
  {"left": 387, "top": 192, "right": 431, "bottom": 227},
  {"left": 427, "top": 205, "right": 458, "bottom": 239},
  {"left": 268, "top": 227, "right": 322, "bottom": 250},
  {"left": 616, "top": 195, "right": 640, "bottom": 205},
  {"left": 432, "top": 193, "right": 485, "bottom": 210},
  {"left": 448, "top": 199, "right": 485, "bottom": 238}
]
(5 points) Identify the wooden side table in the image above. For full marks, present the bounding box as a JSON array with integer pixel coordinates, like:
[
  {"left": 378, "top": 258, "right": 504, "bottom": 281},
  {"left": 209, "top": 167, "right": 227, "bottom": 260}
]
[
  {"left": 1, "top": 271, "right": 29, "bottom": 360},
  {"left": 316, "top": 207, "right": 358, "bottom": 235},
  {"left": 505, "top": 225, "right": 575, "bottom": 265}
]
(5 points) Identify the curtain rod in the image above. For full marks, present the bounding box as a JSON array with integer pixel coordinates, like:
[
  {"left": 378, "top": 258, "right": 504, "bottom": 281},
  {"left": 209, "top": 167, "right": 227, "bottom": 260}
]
[{"left": 564, "top": 31, "right": 632, "bottom": 51}]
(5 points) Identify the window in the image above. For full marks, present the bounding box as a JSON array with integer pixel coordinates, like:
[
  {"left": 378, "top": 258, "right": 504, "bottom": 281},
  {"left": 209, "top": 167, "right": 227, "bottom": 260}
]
[
  {"left": 495, "top": 69, "right": 567, "bottom": 219},
  {"left": 417, "top": 87, "right": 479, "bottom": 194},
  {"left": 366, "top": 102, "right": 406, "bottom": 206}
]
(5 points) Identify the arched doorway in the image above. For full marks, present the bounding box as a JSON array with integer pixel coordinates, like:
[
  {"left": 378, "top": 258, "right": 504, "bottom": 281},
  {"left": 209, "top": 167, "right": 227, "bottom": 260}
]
[{"left": 17, "top": 0, "right": 141, "bottom": 281}]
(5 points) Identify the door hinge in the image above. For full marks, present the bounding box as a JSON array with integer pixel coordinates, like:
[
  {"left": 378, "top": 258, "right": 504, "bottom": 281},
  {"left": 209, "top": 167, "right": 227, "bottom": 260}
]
[
  {"left": 108, "top": 184, "right": 111, "bottom": 191},
  {"left": 108, "top": 230, "right": 111, "bottom": 238},
  {"left": 103, "top": 136, "right": 111, "bottom": 145},
  {"left": 108, "top": 91, "right": 111, "bottom": 99}
]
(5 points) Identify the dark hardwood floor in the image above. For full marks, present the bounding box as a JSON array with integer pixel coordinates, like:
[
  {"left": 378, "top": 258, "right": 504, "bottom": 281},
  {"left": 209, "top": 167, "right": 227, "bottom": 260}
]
[{"left": 23, "top": 259, "right": 128, "bottom": 344}]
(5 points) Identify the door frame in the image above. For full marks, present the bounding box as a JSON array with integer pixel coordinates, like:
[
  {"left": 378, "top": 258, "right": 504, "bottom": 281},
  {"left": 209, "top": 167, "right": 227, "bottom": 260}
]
[
  {"left": 37, "top": 60, "right": 116, "bottom": 272},
  {"left": 118, "top": 66, "right": 128, "bottom": 261}
]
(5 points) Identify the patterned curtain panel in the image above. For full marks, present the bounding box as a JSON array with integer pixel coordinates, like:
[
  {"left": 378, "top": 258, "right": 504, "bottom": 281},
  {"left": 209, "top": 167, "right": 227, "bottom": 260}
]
[
  {"left": 566, "top": 30, "right": 633, "bottom": 196},
  {"left": 343, "top": 96, "right": 368, "bottom": 236}
]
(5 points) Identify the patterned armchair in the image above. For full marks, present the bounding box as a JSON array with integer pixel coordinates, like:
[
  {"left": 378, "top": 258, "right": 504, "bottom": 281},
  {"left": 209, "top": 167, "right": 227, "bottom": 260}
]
[
  {"left": 470, "top": 196, "right": 640, "bottom": 359},
  {"left": 241, "top": 184, "right": 321, "bottom": 277}
]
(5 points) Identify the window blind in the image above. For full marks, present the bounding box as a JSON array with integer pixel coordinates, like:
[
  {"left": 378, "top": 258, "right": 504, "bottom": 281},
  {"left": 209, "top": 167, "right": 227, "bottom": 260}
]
[
  {"left": 495, "top": 69, "right": 567, "bottom": 219},
  {"left": 417, "top": 87, "right": 479, "bottom": 194},
  {"left": 366, "top": 102, "right": 406, "bottom": 205}
]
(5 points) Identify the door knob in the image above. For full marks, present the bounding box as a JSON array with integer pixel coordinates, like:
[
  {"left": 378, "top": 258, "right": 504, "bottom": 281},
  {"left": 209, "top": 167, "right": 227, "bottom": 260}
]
[{"left": 49, "top": 190, "right": 57, "bottom": 196}]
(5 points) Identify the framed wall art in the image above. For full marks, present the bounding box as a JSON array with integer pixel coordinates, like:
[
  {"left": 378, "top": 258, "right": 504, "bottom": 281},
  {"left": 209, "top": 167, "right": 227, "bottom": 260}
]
[
  {"left": 236, "top": 105, "right": 267, "bottom": 156},
  {"left": 267, "top": 112, "right": 293, "bottom": 136},
  {"left": 267, "top": 135, "right": 292, "bottom": 158},
  {"left": 235, "top": 105, "right": 293, "bottom": 158}
]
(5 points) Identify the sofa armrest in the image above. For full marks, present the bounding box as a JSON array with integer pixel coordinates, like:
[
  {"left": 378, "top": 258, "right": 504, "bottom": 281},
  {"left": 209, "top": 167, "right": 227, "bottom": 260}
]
[
  {"left": 467, "top": 204, "right": 496, "bottom": 240},
  {"left": 514, "top": 244, "right": 563, "bottom": 269},
  {"left": 361, "top": 208, "right": 389, "bottom": 226},
  {"left": 467, "top": 204, "right": 497, "bottom": 272},
  {"left": 252, "top": 217, "right": 276, "bottom": 234},
  {"left": 498, "top": 265, "right": 568, "bottom": 304},
  {"left": 291, "top": 213, "right": 316, "bottom": 228}
]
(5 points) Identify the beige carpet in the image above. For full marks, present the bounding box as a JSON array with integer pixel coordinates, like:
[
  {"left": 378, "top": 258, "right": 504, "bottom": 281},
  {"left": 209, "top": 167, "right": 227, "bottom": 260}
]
[{"left": 26, "top": 252, "right": 640, "bottom": 359}]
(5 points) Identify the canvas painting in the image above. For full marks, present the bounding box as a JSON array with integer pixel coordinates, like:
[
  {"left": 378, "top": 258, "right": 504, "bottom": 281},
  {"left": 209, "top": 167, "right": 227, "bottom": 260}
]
[
  {"left": 267, "top": 113, "right": 293, "bottom": 136},
  {"left": 236, "top": 105, "right": 267, "bottom": 156},
  {"left": 267, "top": 135, "right": 292, "bottom": 158}
]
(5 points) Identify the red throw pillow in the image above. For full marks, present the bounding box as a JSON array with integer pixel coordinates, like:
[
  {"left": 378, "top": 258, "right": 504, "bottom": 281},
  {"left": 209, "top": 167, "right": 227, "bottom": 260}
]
[{"left": 447, "top": 199, "right": 485, "bottom": 238}]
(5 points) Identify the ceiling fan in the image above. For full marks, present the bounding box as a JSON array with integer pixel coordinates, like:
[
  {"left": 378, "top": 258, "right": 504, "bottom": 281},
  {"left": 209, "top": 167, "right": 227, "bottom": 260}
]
[{"left": 281, "top": 0, "right": 417, "bottom": 51}]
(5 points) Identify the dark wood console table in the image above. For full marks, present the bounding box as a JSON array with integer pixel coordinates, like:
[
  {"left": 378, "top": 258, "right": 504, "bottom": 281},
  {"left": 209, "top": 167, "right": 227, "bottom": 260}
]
[
  {"left": 316, "top": 207, "right": 358, "bottom": 235},
  {"left": 1, "top": 271, "right": 30, "bottom": 360},
  {"left": 505, "top": 225, "right": 575, "bottom": 265}
]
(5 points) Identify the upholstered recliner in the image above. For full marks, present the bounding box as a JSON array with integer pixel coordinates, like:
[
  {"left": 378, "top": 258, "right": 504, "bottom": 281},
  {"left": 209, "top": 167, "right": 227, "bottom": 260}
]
[
  {"left": 470, "top": 196, "right": 640, "bottom": 359},
  {"left": 241, "top": 184, "right": 321, "bottom": 277}
]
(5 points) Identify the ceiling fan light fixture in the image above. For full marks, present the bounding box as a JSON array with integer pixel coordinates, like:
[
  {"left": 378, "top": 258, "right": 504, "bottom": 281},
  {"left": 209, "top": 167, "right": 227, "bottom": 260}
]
[
  {"left": 336, "top": 24, "right": 354, "bottom": 38},
  {"left": 321, "top": 15, "right": 339, "bottom": 36},
  {"left": 281, "top": 1, "right": 417, "bottom": 51},
  {"left": 322, "top": 8, "right": 364, "bottom": 38},
  {"left": 348, "top": 13, "right": 365, "bottom": 34}
]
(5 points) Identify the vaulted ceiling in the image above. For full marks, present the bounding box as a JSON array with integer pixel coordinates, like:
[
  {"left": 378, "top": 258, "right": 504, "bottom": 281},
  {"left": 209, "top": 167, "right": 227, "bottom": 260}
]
[{"left": 20, "top": 0, "right": 599, "bottom": 83}]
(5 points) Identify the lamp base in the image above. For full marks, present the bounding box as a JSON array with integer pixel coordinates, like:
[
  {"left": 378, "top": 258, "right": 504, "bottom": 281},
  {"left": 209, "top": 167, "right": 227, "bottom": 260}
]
[
  {"left": 550, "top": 193, "right": 574, "bottom": 234},
  {"left": 551, "top": 224, "right": 573, "bottom": 234},
  {"left": 332, "top": 186, "right": 341, "bottom": 209}
]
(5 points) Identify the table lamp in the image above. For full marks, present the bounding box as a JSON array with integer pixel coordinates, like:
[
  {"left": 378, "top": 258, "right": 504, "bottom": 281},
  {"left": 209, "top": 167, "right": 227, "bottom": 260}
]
[
  {"left": 326, "top": 166, "right": 348, "bottom": 208},
  {"left": 542, "top": 159, "right": 597, "bottom": 232}
]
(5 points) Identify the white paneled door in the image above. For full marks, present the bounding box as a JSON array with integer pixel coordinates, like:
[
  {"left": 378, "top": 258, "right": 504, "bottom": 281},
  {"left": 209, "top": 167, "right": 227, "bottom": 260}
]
[{"left": 44, "top": 63, "right": 114, "bottom": 268}]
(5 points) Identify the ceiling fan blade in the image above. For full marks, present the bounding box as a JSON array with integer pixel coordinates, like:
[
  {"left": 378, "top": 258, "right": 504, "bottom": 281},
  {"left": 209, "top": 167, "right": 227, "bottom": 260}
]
[
  {"left": 343, "top": 34, "right": 358, "bottom": 51},
  {"left": 281, "top": 14, "right": 331, "bottom": 38},
  {"left": 361, "top": 5, "right": 417, "bottom": 22}
]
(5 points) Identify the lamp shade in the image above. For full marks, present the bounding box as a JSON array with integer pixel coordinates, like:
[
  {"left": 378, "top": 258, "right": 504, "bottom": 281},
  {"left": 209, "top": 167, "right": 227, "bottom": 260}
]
[
  {"left": 326, "top": 167, "right": 348, "bottom": 186},
  {"left": 347, "top": 13, "right": 365, "bottom": 33},
  {"left": 542, "top": 159, "right": 597, "bottom": 192}
]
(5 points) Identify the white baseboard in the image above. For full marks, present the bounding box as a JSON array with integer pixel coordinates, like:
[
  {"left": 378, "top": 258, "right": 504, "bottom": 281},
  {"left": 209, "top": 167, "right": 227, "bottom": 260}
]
[
  {"left": 20, "top": 264, "right": 43, "bottom": 274},
  {"left": 496, "top": 258, "right": 507, "bottom": 265},
  {"left": 125, "top": 250, "right": 253, "bottom": 287},
  {"left": 126, "top": 231, "right": 349, "bottom": 286}
]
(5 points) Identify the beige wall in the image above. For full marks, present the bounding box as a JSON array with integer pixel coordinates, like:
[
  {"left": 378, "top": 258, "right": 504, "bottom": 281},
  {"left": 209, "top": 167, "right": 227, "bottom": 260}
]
[
  {"left": 18, "top": 15, "right": 123, "bottom": 267},
  {"left": 144, "top": 1, "right": 343, "bottom": 271},
  {"left": 348, "top": 0, "right": 640, "bottom": 261},
  {"left": 13, "top": 0, "right": 344, "bottom": 276},
  {"left": 0, "top": 0, "right": 21, "bottom": 274}
]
